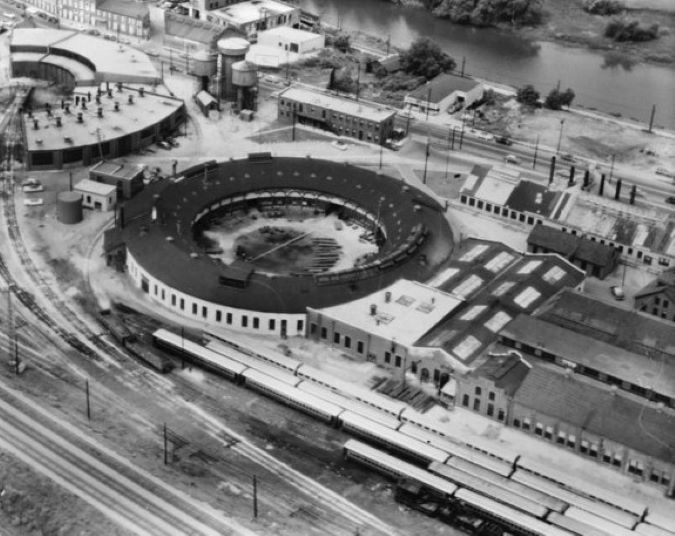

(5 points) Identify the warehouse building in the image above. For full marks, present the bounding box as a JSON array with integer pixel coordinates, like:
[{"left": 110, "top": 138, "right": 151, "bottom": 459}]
[
  {"left": 75, "top": 179, "right": 117, "bottom": 211},
  {"left": 404, "top": 73, "right": 484, "bottom": 115},
  {"left": 89, "top": 161, "right": 144, "bottom": 199},
  {"left": 634, "top": 267, "right": 675, "bottom": 323},
  {"left": 278, "top": 86, "right": 396, "bottom": 145}
]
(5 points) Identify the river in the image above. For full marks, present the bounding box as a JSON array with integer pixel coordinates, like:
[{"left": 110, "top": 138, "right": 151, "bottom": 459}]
[{"left": 298, "top": 0, "right": 675, "bottom": 130}]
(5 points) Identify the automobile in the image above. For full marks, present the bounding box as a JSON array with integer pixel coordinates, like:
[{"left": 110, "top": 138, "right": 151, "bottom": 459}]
[
  {"left": 21, "top": 177, "right": 41, "bottom": 188},
  {"left": 165, "top": 137, "right": 180, "bottom": 148},
  {"left": 504, "top": 154, "right": 520, "bottom": 165},
  {"left": 332, "top": 140, "right": 348, "bottom": 151},
  {"left": 157, "top": 140, "right": 171, "bottom": 150},
  {"left": 474, "top": 131, "right": 494, "bottom": 141},
  {"left": 655, "top": 167, "right": 675, "bottom": 179},
  {"left": 560, "top": 153, "right": 575, "bottom": 162},
  {"left": 666, "top": 196, "right": 675, "bottom": 205},
  {"left": 495, "top": 136, "right": 512, "bottom": 146},
  {"left": 610, "top": 285, "right": 625, "bottom": 301}
]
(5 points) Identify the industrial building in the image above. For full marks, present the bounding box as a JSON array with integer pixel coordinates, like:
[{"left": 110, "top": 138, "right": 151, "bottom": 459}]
[
  {"left": 75, "top": 179, "right": 117, "bottom": 211},
  {"left": 213, "top": 37, "right": 257, "bottom": 109},
  {"left": 257, "top": 26, "right": 324, "bottom": 54},
  {"left": 204, "top": 0, "right": 300, "bottom": 40},
  {"left": 278, "top": 86, "right": 396, "bottom": 145},
  {"left": 404, "top": 74, "right": 485, "bottom": 115},
  {"left": 89, "top": 161, "right": 144, "bottom": 200},
  {"left": 634, "top": 267, "right": 675, "bottom": 322}
]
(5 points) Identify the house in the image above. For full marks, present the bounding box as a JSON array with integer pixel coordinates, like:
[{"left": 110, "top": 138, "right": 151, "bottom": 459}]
[
  {"left": 89, "top": 161, "right": 144, "bottom": 200},
  {"left": 194, "top": 90, "right": 219, "bottom": 117},
  {"left": 634, "top": 267, "right": 675, "bottom": 322},
  {"left": 74, "top": 179, "right": 117, "bottom": 211},
  {"left": 277, "top": 86, "right": 396, "bottom": 145},
  {"left": 404, "top": 73, "right": 484, "bottom": 115},
  {"left": 527, "top": 224, "right": 619, "bottom": 279}
]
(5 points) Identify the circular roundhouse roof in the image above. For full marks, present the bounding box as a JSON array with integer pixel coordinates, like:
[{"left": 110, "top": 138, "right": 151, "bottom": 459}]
[{"left": 119, "top": 157, "right": 453, "bottom": 314}]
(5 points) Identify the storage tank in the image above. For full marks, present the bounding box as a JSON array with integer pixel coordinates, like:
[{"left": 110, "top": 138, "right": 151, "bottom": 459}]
[
  {"left": 190, "top": 49, "right": 217, "bottom": 78},
  {"left": 217, "top": 37, "right": 250, "bottom": 101},
  {"left": 57, "top": 191, "right": 83, "bottom": 224},
  {"left": 232, "top": 60, "right": 258, "bottom": 111}
]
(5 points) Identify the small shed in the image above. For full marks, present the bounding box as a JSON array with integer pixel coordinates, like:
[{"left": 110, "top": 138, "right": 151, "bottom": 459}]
[
  {"left": 194, "top": 90, "right": 218, "bottom": 117},
  {"left": 75, "top": 179, "right": 117, "bottom": 211},
  {"left": 89, "top": 161, "right": 144, "bottom": 199}
]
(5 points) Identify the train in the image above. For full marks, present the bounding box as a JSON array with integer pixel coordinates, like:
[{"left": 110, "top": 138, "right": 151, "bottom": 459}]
[
  {"left": 151, "top": 328, "right": 675, "bottom": 536},
  {"left": 98, "top": 313, "right": 173, "bottom": 373}
]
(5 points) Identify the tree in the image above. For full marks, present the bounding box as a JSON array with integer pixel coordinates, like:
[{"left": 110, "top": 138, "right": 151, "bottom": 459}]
[
  {"left": 516, "top": 84, "right": 540, "bottom": 107},
  {"left": 333, "top": 34, "right": 351, "bottom": 53},
  {"left": 399, "top": 37, "right": 456, "bottom": 80},
  {"left": 545, "top": 87, "right": 575, "bottom": 110}
]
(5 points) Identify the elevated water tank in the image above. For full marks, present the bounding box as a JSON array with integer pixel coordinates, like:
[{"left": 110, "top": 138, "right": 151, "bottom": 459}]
[
  {"left": 217, "top": 37, "right": 250, "bottom": 101},
  {"left": 57, "top": 191, "right": 83, "bottom": 224},
  {"left": 231, "top": 60, "right": 257, "bottom": 88},
  {"left": 190, "top": 49, "right": 217, "bottom": 78}
]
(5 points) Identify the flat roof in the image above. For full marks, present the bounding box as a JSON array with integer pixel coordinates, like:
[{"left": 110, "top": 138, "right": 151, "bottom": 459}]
[
  {"left": 215, "top": 0, "right": 295, "bottom": 25},
  {"left": 280, "top": 86, "right": 396, "bottom": 123},
  {"left": 90, "top": 161, "right": 142, "bottom": 179},
  {"left": 502, "top": 315, "right": 675, "bottom": 400},
  {"left": 97, "top": 0, "right": 148, "bottom": 18},
  {"left": 75, "top": 178, "right": 117, "bottom": 196},
  {"left": 24, "top": 85, "right": 183, "bottom": 151},
  {"left": 312, "top": 279, "right": 463, "bottom": 346},
  {"left": 505, "top": 180, "right": 561, "bottom": 217},
  {"left": 259, "top": 26, "right": 320, "bottom": 42},
  {"left": 11, "top": 29, "right": 158, "bottom": 84}
]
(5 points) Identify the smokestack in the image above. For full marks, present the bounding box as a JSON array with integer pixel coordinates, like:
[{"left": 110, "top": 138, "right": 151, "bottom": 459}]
[
  {"left": 77, "top": 112, "right": 83, "bottom": 123},
  {"left": 568, "top": 165, "right": 575, "bottom": 187},
  {"left": 614, "top": 179, "right": 622, "bottom": 201},
  {"left": 97, "top": 107, "right": 103, "bottom": 118},
  {"left": 548, "top": 156, "right": 556, "bottom": 185},
  {"left": 599, "top": 174, "right": 605, "bottom": 196},
  {"left": 630, "top": 184, "right": 636, "bottom": 205},
  {"left": 583, "top": 169, "right": 590, "bottom": 188}
]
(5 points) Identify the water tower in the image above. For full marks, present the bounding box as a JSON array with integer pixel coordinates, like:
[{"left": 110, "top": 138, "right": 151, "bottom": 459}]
[
  {"left": 231, "top": 60, "right": 258, "bottom": 111},
  {"left": 217, "top": 37, "right": 250, "bottom": 102}
]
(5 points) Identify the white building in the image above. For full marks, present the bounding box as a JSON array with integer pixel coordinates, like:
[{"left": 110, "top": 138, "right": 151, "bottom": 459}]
[
  {"left": 75, "top": 179, "right": 117, "bottom": 211},
  {"left": 404, "top": 73, "right": 484, "bottom": 115},
  {"left": 257, "top": 26, "right": 324, "bottom": 54},
  {"left": 205, "top": 0, "right": 300, "bottom": 40}
]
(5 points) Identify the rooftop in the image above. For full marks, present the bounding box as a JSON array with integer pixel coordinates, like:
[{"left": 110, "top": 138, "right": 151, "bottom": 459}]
[
  {"left": 528, "top": 225, "right": 618, "bottom": 267},
  {"left": 74, "top": 178, "right": 117, "bottom": 196},
  {"left": 165, "top": 12, "right": 229, "bottom": 45},
  {"left": 514, "top": 363, "right": 675, "bottom": 463},
  {"left": 11, "top": 29, "right": 158, "bottom": 84},
  {"left": 537, "top": 288, "right": 675, "bottom": 360},
  {"left": 467, "top": 353, "right": 531, "bottom": 397},
  {"left": 407, "top": 73, "right": 481, "bottom": 103},
  {"left": 24, "top": 85, "right": 183, "bottom": 152},
  {"left": 258, "top": 26, "right": 321, "bottom": 42},
  {"left": 90, "top": 161, "right": 143, "bottom": 180},
  {"left": 505, "top": 180, "right": 563, "bottom": 218},
  {"left": 214, "top": 0, "right": 296, "bottom": 25},
  {"left": 280, "top": 86, "right": 396, "bottom": 123},
  {"left": 635, "top": 267, "right": 675, "bottom": 304},
  {"left": 501, "top": 314, "right": 675, "bottom": 401},
  {"left": 310, "top": 280, "right": 463, "bottom": 346},
  {"left": 97, "top": 0, "right": 148, "bottom": 18}
]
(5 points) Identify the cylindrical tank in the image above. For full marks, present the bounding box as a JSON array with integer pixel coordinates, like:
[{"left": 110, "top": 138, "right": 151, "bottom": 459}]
[
  {"left": 57, "top": 191, "right": 83, "bottom": 224},
  {"left": 217, "top": 37, "right": 249, "bottom": 101},
  {"left": 190, "top": 49, "right": 217, "bottom": 78},
  {"left": 231, "top": 60, "right": 257, "bottom": 87}
]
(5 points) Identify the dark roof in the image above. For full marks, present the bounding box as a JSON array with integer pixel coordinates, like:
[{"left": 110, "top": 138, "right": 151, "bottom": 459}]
[
  {"left": 505, "top": 180, "right": 560, "bottom": 217},
  {"left": 501, "top": 314, "right": 675, "bottom": 401},
  {"left": 635, "top": 267, "right": 675, "bottom": 303},
  {"left": 407, "top": 73, "right": 480, "bottom": 103},
  {"left": 118, "top": 157, "right": 453, "bottom": 314},
  {"left": 514, "top": 364, "right": 675, "bottom": 463},
  {"left": 98, "top": 0, "right": 148, "bottom": 18},
  {"left": 537, "top": 289, "right": 675, "bottom": 360},
  {"left": 527, "top": 225, "right": 618, "bottom": 268},
  {"left": 470, "top": 353, "right": 530, "bottom": 396},
  {"left": 164, "top": 12, "right": 229, "bottom": 45}
]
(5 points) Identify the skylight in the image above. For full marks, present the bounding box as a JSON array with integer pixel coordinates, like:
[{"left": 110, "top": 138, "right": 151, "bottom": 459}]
[
  {"left": 513, "top": 287, "right": 541, "bottom": 309},
  {"left": 459, "top": 244, "right": 489, "bottom": 263},
  {"left": 452, "top": 274, "right": 483, "bottom": 299},
  {"left": 518, "top": 260, "right": 542, "bottom": 274},
  {"left": 542, "top": 265, "right": 566, "bottom": 284},
  {"left": 485, "top": 252, "right": 515, "bottom": 273}
]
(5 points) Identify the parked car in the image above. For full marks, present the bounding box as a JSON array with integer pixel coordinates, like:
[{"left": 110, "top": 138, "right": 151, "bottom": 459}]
[
  {"left": 560, "top": 153, "right": 575, "bottom": 162},
  {"left": 157, "top": 140, "right": 171, "bottom": 150},
  {"left": 610, "top": 285, "right": 625, "bottom": 301},
  {"left": 504, "top": 154, "right": 520, "bottom": 165},
  {"left": 655, "top": 167, "right": 675, "bottom": 179},
  {"left": 666, "top": 196, "right": 675, "bottom": 205},
  {"left": 495, "top": 136, "right": 512, "bottom": 146},
  {"left": 332, "top": 140, "right": 348, "bottom": 151},
  {"left": 165, "top": 137, "right": 179, "bottom": 148},
  {"left": 21, "top": 177, "right": 41, "bottom": 188}
]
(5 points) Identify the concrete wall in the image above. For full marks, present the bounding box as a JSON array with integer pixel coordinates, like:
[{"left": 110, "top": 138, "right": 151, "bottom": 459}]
[
  {"left": 258, "top": 31, "right": 324, "bottom": 54},
  {"left": 127, "top": 250, "right": 306, "bottom": 337},
  {"left": 78, "top": 189, "right": 116, "bottom": 211}
]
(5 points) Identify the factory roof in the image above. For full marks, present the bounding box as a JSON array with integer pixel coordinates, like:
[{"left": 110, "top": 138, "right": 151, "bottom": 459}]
[
  {"left": 513, "top": 363, "right": 675, "bottom": 463},
  {"left": 505, "top": 180, "right": 562, "bottom": 217},
  {"left": 635, "top": 267, "right": 675, "bottom": 304},
  {"left": 465, "top": 353, "right": 531, "bottom": 397},
  {"left": 97, "top": 0, "right": 148, "bottom": 19},
  {"left": 75, "top": 179, "right": 117, "bottom": 196},
  {"left": 537, "top": 288, "right": 675, "bottom": 360},
  {"left": 10, "top": 29, "right": 158, "bottom": 84},
  {"left": 165, "top": 12, "right": 229, "bottom": 45},
  {"left": 527, "top": 224, "right": 618, "bottom": 268},
  {"left": 279, "top": 86, "right": 396, "bottom": 123},
  {"left": 258, "top": 26, "right": 321, "bottom": 42},
  {"left": 12, "top": 52, "right": 96, "bottom": 84},
  {"left": 23, "top": 85, "right": 183, "bottom": 152},
  {"left": 90, "top": 161, "right": 143, "bottom": 180},
  {"left": 215, "top": 0, "right": 296, "bottom": 25},
  {"left": 407, "top": 73, "right": 481, "bottom": 103},
  {"left": 502, "top": 314, "right": 675, "bottom": 402},
  {"left": 310, "top": 280, "right": 463, "bottom": 346}
]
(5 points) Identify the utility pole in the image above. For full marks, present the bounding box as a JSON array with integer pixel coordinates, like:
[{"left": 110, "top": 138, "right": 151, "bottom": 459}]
[
  {"left": 460, "top": 56, "right": 466, "bottom": 77},
  {"left": 422, "top": 136, "right": 430, "bottom": 185},
  {"left": 85, "top": 379, "right": 91, "bottom": 421},
  {"left": 425, "top": 86, "right": 431, "bottom": 121},
  {"left": 556, "top": 118, "right": 565, "bottom": 154},
  {"left": 609, "top": 154, "right": 616, "bottom": 183},
  {"left": 252, "top": 475, "right": 258, "bottom": 518},
  {"left": 459, "top": 117, "right": 465, "bottom": 150},
  {"left": 533, "top": 135, "right": 539, "bottom": 169},
  {"left": 379, "top": 143, "right": 383, "bottom": 170},
  {"left": 444, "top": 128, "right": 451, "bottom": 182},
  {"left": 292, "top": 109, "right": 296, "bottom": 141},
  {"left": 163, "top": 423, "right": 168, "bottom": 465},
  {"left": 648, "top": 104, "right": 656, "bottom": 133},
  {"left": 355, "top": 62, "right": 360, "bottom": 102},
  {"left": 450, "top": 128, "right": 455, "bottom": 150}
]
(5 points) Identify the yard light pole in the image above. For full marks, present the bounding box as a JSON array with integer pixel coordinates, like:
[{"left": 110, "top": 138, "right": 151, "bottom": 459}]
[
  {"left": 422, "top": 136, "right": 430, "bottom": 185},
  {"left": 425, "top": 86, "right": 432, "bottom": 121},
  {"left": 533, "top": 134, "right": 540, "bottom": 169},
  {"left": 556, "top": 118, "right": 565, "bottom": 154},
  {"left": 608, "top": 153, "right": 616, "bottom": 183},
  {"left": 379, "top": 143, "right": 383, "bottom": 170},
  {"left": 444, "top": 128, "right": 451, "bottom": 182}
]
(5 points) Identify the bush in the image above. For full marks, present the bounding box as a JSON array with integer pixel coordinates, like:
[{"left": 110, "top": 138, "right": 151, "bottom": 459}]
[
  {"left": 432, "top": 0, "right": 544, "bottom": 27},
  {"left": 516, "top": 84, "right": 540, "bottom": 107},
  {"left": 583, "top": 0, "right": 624, "bottom": 16},
  {"left": 333, "top": 34, "right": 351, "bottom": 53},
  {"left": 399, "top": 37, "right": 456, "bottom": 80},
  {"left": 544, "top": 88, "right": 575, "bottom": 110},
  {"left": 605, "top": 18, "right": 659, "bottom": 42}
]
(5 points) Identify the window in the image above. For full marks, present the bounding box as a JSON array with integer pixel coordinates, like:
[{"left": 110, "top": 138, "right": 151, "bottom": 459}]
[
  {"left": 357, "top": 341, "right": 364, "bottom": 354},
  {"left": 395, "top": 355, "right": 401, "bottom": 367},
  {"left": 344, "top": 336, "right": 351, "bottom": 348},
  {"left": 473, "top": 399, "right": 480, "bottom": 411},
  {"left": 513, "top": 418, "right": 521, "bottom": 428},
  {"left": 567, "top": 435, "right": 576, "bottom": 448},
  {"left": 297, "top": 320, "right": 303, "bottom": 332},
  {"left": 384, "top": 352, "right": 391, "bottom": 364},
  {"left": 215, "top": 310, "right": 221, "bottom": 322},
  {"left": 153, "top": 284, "right": 157, "bottom": 296},
  {"left": 171, "top": 294, "right": 176, "bottom": 306},
  {"left": 488, "top": 392, "right": 495, "bottom": 401},
  {"left": 557, "top": 432, "right": 565, "bottom": 445},
  {"left": 320, "top": 327, "right": 327, "bottom": 339},
  {"left": 497, "top": 409, "right": 505, "bottom": 422},
  {"left": 475, "top": 386, "right": 482, "bottom": 396},
  {"left": 487, "top": 404, "right": 494, "bottom": 417},
  {"left": 535, "top": 423, "right": 543, "bottom": 436},
  {"left": 544, "top": 426, "right": 553, "bottom": 440},
  {"left": 462, "top": 394, "right": 469, "bottom": 407},
  {"left": 202, "top": 306, "right": 207, "bottom": 318},
  {"left": 522, "top": 418, "right": 531, "bottom": 431},
  {"left": 580, "top": 440, "right": 589, "bottom": 454},
  {"left": 603, "top": 453, "right": 612, "bottom": 464},
  {"left": 227, "top": 312, "right": 232, "bottom": 325},
  {"left": 650, "top": 470, "right": 661, "bottom": 482},
  {"left": 180, "top": 298, "right": 185, "bottom": 310},
  {"left": 334, "top": 332, "right": 340, "bottom": 344},
  {"left": 253, "top": 317, "right": 259, "bottom": 329},
  {"left": 269, "top": 319, "right": 276, "bottom": 331},
  {"left": 242, "top": 315, "right": 248, "bottom": 328},
  {"left": 192, "top": 303, "right": 197, "bottom": 315}
]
